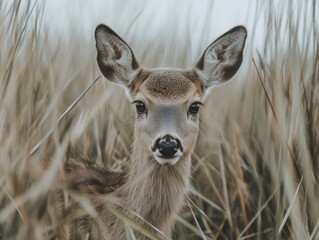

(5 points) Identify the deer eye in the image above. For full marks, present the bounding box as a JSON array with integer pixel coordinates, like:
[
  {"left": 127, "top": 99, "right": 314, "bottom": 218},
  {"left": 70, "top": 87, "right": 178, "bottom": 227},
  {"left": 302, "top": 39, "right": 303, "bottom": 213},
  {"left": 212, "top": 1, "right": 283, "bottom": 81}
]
[
  {"left": 189, "top": 102, "right": 202, "bottom": 115},
  {"left": 133, "top": 101, "right": 146, "bottom": 114}
]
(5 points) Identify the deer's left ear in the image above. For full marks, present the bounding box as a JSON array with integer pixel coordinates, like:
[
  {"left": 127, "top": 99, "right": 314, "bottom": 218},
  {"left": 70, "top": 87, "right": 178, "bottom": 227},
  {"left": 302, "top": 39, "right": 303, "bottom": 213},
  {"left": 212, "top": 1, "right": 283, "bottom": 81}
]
[{"left": 195, "top": 26, "right": 247, "bottom": 88}]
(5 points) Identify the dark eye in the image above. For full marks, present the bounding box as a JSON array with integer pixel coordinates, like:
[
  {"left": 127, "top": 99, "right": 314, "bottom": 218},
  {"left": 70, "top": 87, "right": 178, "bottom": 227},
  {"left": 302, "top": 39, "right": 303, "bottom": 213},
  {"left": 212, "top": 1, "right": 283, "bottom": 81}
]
[
  {"left": 133, "top": 101, "right": 146, "bottom": 114},
  {"left": 189, "top": 102, "right": 202, "bottom": 115}
]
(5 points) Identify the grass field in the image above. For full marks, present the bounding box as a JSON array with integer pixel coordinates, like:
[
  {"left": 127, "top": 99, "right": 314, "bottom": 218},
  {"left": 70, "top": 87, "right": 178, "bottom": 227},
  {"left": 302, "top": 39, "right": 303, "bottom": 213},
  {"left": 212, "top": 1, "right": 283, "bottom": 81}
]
[{"left": 0, "top": 0, "right": 318, "bottom": 239}]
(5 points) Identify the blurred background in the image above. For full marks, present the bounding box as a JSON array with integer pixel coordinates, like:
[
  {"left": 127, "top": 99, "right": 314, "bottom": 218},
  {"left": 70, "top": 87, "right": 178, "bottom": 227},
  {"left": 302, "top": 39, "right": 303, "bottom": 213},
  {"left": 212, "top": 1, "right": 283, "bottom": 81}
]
[{"left": 0, "top": 0, "right": 318, "bottom": 239}]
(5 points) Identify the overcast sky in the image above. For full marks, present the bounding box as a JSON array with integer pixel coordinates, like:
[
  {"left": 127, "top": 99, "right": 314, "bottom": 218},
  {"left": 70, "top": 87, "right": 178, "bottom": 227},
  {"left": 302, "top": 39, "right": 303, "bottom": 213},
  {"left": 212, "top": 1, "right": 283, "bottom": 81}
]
[
  {"left": 42, "top": 1, "right": 260, "bottom": 44},
  {"left": 4, "top": 0, "right": 316, "bottom": 68},
  {"left": 40, "top": 1, "right": 265, "bottom": 65}
]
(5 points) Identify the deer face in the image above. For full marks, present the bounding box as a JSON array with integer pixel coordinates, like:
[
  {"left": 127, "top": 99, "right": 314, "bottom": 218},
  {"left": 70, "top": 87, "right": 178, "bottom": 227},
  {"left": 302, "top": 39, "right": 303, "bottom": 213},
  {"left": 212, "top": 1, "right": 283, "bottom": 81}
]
[
  {"left": 131, "top": 68, "right": 203, "bottom": 165},
  {"left": 95, "top": 24, "right": 247, "bottom": 166}
]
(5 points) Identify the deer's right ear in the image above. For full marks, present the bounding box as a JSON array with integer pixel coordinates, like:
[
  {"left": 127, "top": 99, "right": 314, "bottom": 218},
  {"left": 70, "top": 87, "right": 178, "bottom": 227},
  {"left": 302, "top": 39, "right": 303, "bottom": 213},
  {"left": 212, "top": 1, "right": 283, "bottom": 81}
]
[{"left": 95, "top": 24, "right": 140, "bottom": 87}]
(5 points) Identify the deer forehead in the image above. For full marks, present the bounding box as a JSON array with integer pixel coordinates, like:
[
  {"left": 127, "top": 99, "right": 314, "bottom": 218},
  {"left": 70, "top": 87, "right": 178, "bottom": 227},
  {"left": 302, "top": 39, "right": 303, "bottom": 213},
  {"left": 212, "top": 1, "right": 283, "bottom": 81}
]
[{"left": 134, "top": 68, "right": 203, "bottom": 104}]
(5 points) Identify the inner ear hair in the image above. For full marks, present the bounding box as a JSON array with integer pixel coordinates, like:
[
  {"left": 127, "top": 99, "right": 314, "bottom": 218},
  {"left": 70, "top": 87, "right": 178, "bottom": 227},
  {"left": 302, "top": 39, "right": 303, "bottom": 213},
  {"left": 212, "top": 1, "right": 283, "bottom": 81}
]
[
  {"left": 195, "top": 25, "right": 247, "bottom": 88},
  {"left": 95, "top": 24, "right": 140, "bottom": 87}
]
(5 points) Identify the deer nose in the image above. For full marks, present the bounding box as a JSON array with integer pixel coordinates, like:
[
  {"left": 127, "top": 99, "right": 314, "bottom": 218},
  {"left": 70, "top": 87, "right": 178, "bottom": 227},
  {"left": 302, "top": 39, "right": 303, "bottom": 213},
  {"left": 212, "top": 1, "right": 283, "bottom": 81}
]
[
  {"left": 159, "top": 140, "right": 177, "bottom": 158},
  {"left": 154, "top": 135, "right": 182, "bottom": 158}
]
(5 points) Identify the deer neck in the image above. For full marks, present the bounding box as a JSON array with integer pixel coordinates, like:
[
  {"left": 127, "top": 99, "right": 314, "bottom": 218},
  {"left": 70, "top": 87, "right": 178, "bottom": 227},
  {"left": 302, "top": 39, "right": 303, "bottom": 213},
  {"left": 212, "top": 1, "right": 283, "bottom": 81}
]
[{"left": 121, "top": 137, "right": 192, "bottom": 232}]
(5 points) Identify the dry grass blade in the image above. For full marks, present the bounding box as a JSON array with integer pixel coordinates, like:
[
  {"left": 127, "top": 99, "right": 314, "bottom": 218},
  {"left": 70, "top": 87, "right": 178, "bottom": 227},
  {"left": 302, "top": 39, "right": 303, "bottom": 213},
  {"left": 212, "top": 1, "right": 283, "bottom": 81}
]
[
  {"left": 187, "top": 200, "right": 208, "bottom": 240},
  {"left": 310, "top": 219, "right": 319, "bottom": 240},
  {"left": 252, "top": 57, "right": 301, "bottom": 181},
  {"left": 278, "top": 177, "right": 303, "bottom": 234},
  {"left": 252, "top": 56, "right": 278, "bottom": 122},
  {"left": 28, "top": 76, "right": 101, "bottom": 157},
  {"left": 238, "top": 191, "right": 276, "bottom": 238},
  {"left": 217, "top": 143, "right": 233, "bottom": 229},
  {"left": 189, "top": 188, "right": 223, "bottom": 213},
  {"left": 174, "top": 216, "right": 207, "bottom": 238}
]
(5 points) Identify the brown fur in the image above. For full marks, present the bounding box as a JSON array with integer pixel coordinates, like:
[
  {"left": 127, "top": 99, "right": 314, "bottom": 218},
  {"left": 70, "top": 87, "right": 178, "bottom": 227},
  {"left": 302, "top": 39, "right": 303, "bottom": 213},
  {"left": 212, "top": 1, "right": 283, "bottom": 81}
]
[
  {"left": 64, "top": 157, "right": 126, "bottom": 195},
  {"left": 142, "top": 69, "right": 195, "bottom": 99}
]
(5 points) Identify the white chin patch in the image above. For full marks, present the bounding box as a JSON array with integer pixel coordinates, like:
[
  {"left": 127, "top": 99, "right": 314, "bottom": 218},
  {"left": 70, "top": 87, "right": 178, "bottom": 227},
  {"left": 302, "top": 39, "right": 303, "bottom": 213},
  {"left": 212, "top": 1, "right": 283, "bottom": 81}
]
[{"left": 154, "top": 155, "right": 180, "bottom": 166}]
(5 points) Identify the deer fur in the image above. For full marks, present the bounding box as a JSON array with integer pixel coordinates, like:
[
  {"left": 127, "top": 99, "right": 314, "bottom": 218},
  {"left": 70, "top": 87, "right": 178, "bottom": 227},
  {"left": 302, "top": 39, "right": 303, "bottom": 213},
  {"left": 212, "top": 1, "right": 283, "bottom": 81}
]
[{"left": 52, "top": 24, "right": 247, "bottom": 239}]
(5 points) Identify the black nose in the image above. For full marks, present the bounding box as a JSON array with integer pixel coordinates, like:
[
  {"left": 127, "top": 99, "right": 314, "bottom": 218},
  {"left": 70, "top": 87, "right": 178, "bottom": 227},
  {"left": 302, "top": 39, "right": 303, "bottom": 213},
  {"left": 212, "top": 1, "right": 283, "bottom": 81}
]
[
  {"left": 157, "top": 135, "right": 179, "bottom": 158},
  {"left": 159, "top": 140, "right": 177, "bottom": 158}
]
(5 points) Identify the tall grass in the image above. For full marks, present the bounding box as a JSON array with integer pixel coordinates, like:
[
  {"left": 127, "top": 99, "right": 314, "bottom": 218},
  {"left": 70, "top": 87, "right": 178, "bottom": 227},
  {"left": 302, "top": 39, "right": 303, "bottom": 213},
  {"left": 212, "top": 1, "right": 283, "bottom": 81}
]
[{"left": 0, "top": 0, "right": 318, "bottom": 239}]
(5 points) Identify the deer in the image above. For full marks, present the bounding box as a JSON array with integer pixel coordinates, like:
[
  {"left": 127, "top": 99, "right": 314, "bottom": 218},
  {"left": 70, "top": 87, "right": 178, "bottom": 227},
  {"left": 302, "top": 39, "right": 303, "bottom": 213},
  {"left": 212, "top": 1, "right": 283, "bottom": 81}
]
[{"left": 52, "top": 24, "right": 247, "bottom": 240}]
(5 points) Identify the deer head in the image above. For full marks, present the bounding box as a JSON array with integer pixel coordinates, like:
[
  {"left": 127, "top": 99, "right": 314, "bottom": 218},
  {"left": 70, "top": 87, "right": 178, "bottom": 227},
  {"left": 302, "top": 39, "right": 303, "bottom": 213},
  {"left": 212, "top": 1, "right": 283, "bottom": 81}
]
[{"left": 95, "top": 24, "right": 247, "bottom": 166}]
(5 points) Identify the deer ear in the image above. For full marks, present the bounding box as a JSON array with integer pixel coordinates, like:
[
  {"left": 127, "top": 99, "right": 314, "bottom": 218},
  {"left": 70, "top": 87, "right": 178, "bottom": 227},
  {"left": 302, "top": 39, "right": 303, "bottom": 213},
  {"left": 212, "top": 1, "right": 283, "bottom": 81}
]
[
  {"left": 95, "top": 24, "right": 140, "bottom": 87},
  {"left": 195, "top": 26, "right": 247, "bottom": 88}
]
